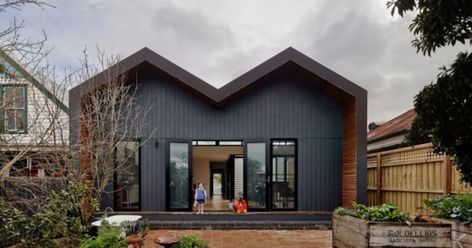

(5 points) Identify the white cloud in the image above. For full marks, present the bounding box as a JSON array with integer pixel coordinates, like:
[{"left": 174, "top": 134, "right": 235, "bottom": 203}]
[{"left": 6, "top": 0, "right": 467, "bottom": 122}]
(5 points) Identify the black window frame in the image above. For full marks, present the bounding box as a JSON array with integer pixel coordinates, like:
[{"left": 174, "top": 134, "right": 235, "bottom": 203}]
[
  {"left": 270, "top": 139, "right": 297, "bottom": 211},
  {"left": 113, "top": 139, "right": 142, "bottom": 211},
  {"left": 166, "top": 139, "right": 193, "bottom": 211}
]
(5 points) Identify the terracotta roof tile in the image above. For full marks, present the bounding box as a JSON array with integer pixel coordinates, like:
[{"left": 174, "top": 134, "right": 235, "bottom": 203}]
[{"left": 367, "top": 109, "right": 416, "bottom": 142}]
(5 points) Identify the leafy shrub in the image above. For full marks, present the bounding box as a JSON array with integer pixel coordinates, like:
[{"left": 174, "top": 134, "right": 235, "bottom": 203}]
[
  {"left": 335, "top": 203, "right": 411, "bottom": 223},
  {"left": 80, "top": 220, "right": 127, "bottom": 248},
  {"left": 0, "top": 182, "right": 91, "bottom": 247},
  {"left": 0, "top": 198, "right": 27, "bottom": 245},
  {"left": 174, "top": 234, "right": 208, "bottom": 248},
  {"left": 424, "top": 194, "right": 472, "bottom": 223}
]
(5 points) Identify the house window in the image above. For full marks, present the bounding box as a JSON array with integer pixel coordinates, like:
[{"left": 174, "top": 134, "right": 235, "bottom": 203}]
[
  {"left": 114, "top": 141, "right": 140, "bottom": 210},
  {"left": 1, "top": 85, "right": 27, "bottom": 133},
  {"left": 271, "top": 140, "right": 296, "bottom": 209}
]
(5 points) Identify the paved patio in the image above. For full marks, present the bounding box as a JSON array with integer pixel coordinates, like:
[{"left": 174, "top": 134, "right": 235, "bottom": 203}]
[{"left": 144, "top": 229, "right": 332, "bottom": 248}]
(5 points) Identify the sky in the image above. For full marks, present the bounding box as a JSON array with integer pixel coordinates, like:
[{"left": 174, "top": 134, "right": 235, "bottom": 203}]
[{"left": 0, "top": 0, "right": 467, "bottom": 123}]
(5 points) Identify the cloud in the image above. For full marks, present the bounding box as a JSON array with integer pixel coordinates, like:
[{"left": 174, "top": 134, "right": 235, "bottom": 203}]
[
  {"left": 8, "top": 0, "right": 468, "bottom": 122},
  {"left": 290, "top": 0, "right": 464, "bottom": 122}
]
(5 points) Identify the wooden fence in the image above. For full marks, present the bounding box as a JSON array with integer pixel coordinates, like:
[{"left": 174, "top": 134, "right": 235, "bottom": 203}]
[{"left": 367, "top": 143, "right": 472, "bottom": 214}]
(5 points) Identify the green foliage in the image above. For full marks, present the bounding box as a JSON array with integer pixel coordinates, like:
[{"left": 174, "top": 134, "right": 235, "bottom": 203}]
[
  {"left": 0, "top": 198, "right": 27, "bottom": 245},
  {"left": 80, "top": 221, "right": 127, "bottom": 248},
  {"left": 138, "top": 219, "right": 150, "bottom": 238},
  {"left": 387, "top": 0, "right": 472, "bottom": 55},
  {"left": 0, "top": 181, "right": 91, "bottom": 247},
  {"left": 424, "top": 194, "right": 472, "bottom": 223},
  {"left": 335, "top": 203, "right": 411, "bottom": 223},
  {"left": 407, "top": 52, "right": 472, "bottom": 184},
  {"left": 387, "top": 0, "right": 472, "bottom": 184},
  {"left": 173, "top": 234, "right": 208, "bottom": 248}
]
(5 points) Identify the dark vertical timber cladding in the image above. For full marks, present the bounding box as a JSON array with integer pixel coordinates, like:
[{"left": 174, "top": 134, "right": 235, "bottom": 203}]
[{"left": 131, "top": 70, "right": 344, "bottom": 211}]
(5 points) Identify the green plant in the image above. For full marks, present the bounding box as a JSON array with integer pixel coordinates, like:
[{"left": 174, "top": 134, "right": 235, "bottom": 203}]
[
  {"left": 20, "top": 181, "right": 90, "bottom": 247},
  {"left": 424, "top": 194, "right": 472, "bottom": 223},
  {"left": 0, "top": 181, "right": 93, "bottom": 247},
  {"left": 0, "top": 198, "right": 27, "bottom": 245},
  {"left": 173, "top": 234, "right": 208, "bottom": 248},
  {"left": 138, "top": 219, "right": 150, "bottom": 238},
  {"left": 387, "top": 0, "right": 472, "bottom": 184},
  {"left": 80, "top": 220, "right": 127, "bottom": 248},
  {"left": 335, "top": 203, "right": 411, "bottom": 223}
]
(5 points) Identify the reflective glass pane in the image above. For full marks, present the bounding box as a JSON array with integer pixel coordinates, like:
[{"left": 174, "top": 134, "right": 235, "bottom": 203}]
[
  {"left": 197, "top": 141, "right": 216, "bottom": 145},
  {"left": 277, "top": 158, "right": 285, "bottom": 182},
  {"left": 219, "top": 141, "right": 242, "bottom": 146},
  {"left": 3, "top": 87, "right": 24, "bottom": 109},
  {"left": 272, "top": 144, "right": 295, "bottom": 156},
  {"left": 12, "top": 87, "right": 24, "bottom": 109},
  {"left": 271, "top": 140, "right": 296, "bottom": 209},
  {"left": 246, "top": 142, "right": 266, "bottom": 209},
  {"left": 15, "top": 109, "right": 25, "bottom": 131},
  {"left": 169, "top": 143, "right": 189, "bottom": 209},
  {"left": 114, "top": 141, "right": 140, "bottom": 210}
]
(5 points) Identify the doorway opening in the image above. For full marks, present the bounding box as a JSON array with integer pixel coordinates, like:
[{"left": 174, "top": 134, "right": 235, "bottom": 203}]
[
  {"left": 166, "top": 139, "right": 298, "bottom": 211},
  {"left": 192, "top": 141, "right": 243, "bottom": 211}
]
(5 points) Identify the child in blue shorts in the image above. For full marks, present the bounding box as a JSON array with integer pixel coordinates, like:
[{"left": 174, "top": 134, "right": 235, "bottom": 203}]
[{"left": 194, "top": 182, "right": 207, "bottom": 214}]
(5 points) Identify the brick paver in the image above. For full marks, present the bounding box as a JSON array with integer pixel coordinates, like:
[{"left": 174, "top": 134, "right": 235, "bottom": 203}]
[{"left": 144, "top": 229, "right": 332, "bottom": 248}]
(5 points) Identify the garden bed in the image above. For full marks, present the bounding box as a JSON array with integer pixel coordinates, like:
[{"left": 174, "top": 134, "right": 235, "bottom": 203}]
[{"left": 333, "top": 213, "right": 451, "bottom": 247}]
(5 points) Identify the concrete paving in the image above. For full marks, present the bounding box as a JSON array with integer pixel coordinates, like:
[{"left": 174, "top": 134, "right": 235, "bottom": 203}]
[{"left": 144, "top": 229, "right": 332, "bottom": 248}]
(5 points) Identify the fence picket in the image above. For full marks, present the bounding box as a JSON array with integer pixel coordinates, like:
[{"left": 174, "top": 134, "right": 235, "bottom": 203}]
[{"left": 367, "top": 143, "right": 472, "bottom": 213}]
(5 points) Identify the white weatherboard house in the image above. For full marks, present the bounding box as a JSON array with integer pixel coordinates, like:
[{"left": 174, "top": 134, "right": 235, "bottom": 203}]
[{"left": 0, "top": 51, "right": 69, "bottom": 177}]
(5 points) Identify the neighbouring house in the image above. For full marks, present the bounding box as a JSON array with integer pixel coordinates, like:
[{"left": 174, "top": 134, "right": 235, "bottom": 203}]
[
  {"left": 367, "top": 109, "right": 416, "bottom": 153},
  {"left": 0, "top": 50, "right": 69, "bottom": 178},
  {"left": 70, "top": 47, "right": 367, "bottom": 213}
]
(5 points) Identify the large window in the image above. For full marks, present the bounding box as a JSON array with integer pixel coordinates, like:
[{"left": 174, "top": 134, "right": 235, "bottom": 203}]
[
  {"left": 271, "top": 140, "right": 296, "bottom": 209},
  {"left": 246, "top": 142, "right": 267, "bottom": 209},
  {"left": 168, "top": 142, "right": 190, "bottom": 210},
  {"left": 1, "top": 85, "right": 27, "bottom": 133},
  {"left": 114, "top": 141, "right": 140, "bottom": 210}
]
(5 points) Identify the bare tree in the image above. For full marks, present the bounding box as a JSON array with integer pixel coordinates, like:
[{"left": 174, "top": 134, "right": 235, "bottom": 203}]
[
  {"left": 74, "top": 49, "right": 153, "bottom": 217},
  {"left": 0, "top": 1, "right": 151, "bottom": 219},
  {"left": 0, "top": 49, "right": 72, "bottom": 210},
  {"left": 0, "top": 0, "right": 73, "bottom": 211},
  {"left": 0, "top": 0, "right": 53, "bottom": 72}
]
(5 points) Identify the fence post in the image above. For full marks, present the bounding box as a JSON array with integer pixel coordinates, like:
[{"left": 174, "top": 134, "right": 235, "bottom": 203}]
[
  {"left": 376, "top": 153, "right": 382, "bottom": 205},
  {"left": 443, "top": 155, "right": 452, "bottom": 194}
]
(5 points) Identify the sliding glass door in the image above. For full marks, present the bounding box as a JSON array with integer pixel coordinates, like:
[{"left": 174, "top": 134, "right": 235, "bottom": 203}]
[
  {"left": 167, "top": 141, "right": 191, "bottom": 210},
  {"left": 245, "top": 141, "right": 268, "bottom": 210}
]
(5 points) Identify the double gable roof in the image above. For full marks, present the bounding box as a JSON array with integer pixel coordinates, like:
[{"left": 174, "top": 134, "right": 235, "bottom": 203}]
[{"left": 70, "top": 47, "right": 366, "bottom": 107}]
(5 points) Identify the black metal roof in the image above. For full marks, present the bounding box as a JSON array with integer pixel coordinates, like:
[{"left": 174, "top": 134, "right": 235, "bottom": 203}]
[{"left": 70, "top": 47, "right": 366, "bottom": 106}]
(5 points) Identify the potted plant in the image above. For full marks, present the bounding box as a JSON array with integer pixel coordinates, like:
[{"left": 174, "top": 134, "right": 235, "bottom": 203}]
[
  {"left": 126, "top": 219, "right": 149, "bottom": 248},
  {"left": 333, "top": 203, "right": 451, "bottom": 248},
  {"left": 424, "top": 194, "right": 472, "bottom": 247}
]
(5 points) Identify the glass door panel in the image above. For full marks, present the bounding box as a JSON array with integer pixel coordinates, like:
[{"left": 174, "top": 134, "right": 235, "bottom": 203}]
[
  {"left": 271, "top": 140, "right": 296, "bottom": 210},
  {"left": 114, "top": 141, "right": 140, "bottom": 210},
  {"left": 245, "top": 142, "right": 267, "bottom": 209},
  {"left": 168, "top": 142, "right": 190, "bottom": 210}
]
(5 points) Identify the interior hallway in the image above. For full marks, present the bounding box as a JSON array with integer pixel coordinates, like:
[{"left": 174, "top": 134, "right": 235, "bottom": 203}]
[{"left": 197, "top": 195, "right": 230, "bottom": 211}]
